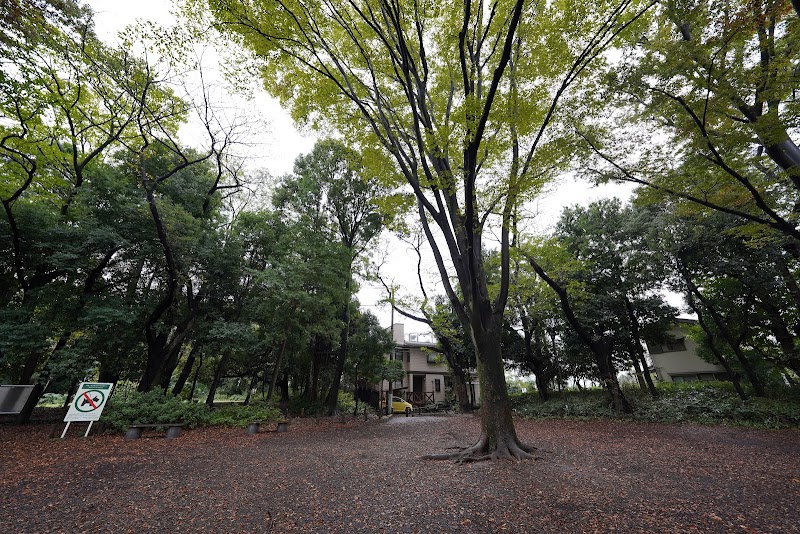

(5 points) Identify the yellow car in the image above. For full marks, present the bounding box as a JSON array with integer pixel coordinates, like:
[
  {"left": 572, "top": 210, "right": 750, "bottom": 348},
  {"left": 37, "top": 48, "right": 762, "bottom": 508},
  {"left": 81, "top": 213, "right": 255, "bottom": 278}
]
[{"left": 381, "top": 395, "right": 413, "bottom": 414}]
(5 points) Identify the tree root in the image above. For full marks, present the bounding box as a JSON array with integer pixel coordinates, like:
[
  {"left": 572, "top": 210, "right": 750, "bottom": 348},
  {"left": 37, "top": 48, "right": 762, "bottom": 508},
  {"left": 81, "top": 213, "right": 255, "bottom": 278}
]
[{"left": 423, "top": 433, "right": 540, "bottom": 463}]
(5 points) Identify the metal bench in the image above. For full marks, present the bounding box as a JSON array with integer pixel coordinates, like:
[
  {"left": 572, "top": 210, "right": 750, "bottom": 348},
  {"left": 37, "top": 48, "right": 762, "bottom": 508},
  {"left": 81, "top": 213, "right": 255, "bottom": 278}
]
[
  {"left": 0, "top": 384, "right": 43, "bottom": 424},
  {"left": 125, "top": 423, "right": 185, "bottom": 440}
]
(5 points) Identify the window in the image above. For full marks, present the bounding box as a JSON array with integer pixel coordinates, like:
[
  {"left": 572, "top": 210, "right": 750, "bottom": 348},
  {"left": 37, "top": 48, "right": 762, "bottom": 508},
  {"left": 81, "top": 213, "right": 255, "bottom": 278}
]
[
  {"left": 426, "top": 353, "right": 439, "bottom": 364},
  {"left": 648, "top": 337, "right": 687, "bottom": 354},
  {"left": 393, "top": 348, "right": 410, "bottom": 362},
  {"left": 671, "top": 372, "right": 729, "bottom": 383},
  {"left": 666, "top": 338, "right": 687, "bottom": 352},
  {"left": 434, "top": 379, "right": 441, "bottom": 393}
]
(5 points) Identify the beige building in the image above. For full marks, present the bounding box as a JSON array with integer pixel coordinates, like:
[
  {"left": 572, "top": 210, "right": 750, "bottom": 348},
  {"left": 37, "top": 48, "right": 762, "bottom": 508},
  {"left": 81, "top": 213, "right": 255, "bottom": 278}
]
[
  {"left": 646, "top": 318, "right": 728, "bottom": 383},
  {"left": 380, "top": 323, "right": 481, "bottom": 407}
]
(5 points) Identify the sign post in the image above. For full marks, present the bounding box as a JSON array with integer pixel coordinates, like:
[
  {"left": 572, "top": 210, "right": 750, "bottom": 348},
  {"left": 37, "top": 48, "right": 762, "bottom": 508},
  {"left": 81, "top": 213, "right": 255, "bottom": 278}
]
[{"left": 61, "top": 382, "right": 114, "bottom": 438}]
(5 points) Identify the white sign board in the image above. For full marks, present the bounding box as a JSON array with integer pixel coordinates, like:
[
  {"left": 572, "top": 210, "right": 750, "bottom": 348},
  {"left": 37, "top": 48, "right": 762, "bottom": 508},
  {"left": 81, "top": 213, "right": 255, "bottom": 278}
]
[{"left": 63, "top": 382, "right": 114, "bottom": 423}]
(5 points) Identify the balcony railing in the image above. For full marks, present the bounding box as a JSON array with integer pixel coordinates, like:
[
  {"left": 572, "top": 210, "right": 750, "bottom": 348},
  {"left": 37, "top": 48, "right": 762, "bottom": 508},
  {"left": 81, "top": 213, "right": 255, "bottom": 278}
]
[{"left": 404, "top": 391, "right": 434, "bottom": 406}]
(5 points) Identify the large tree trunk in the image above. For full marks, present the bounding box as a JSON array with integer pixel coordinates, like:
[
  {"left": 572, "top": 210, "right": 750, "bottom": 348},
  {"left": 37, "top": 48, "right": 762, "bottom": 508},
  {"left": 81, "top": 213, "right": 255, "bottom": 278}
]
[
  {"left": 139, "top": 306, "right": 199, "bottom": 392},
  {"left": 426, "top": 316, "right": 534, "bottom": 461},
  {"left": 138, "top": 331, "right": 169, "bottom": 392},
  {"left": 97, "top": 366, "right": 120, "bottom": 385},
  {"left": 18, "top": 351, "right": 41, "bottom": 385}
]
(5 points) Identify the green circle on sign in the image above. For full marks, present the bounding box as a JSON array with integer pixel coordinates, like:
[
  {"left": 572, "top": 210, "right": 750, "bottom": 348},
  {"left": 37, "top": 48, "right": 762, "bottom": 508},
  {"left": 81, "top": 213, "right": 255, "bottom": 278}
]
[{"left": 75, "top": 390, "right": 105, "bottom": 412}]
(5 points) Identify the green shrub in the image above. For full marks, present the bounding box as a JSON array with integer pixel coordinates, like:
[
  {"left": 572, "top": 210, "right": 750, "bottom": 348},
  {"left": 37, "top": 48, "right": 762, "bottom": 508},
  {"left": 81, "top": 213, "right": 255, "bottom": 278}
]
[
  {"left": 512, "top": 381, "right": 800, "bottom": 428},
  {"left": 336, "top": 391, "right": 357, "bottom": 415},
  {"left": 287, "top": 395, "right": 325, "bottom": 416},
  {"left": 206, "top": 403, "right": 282, "bottom": 427},
  {"left": 37, "top": 393, "right": 67, "bottom": 407},
  {"left": 100, "top": 390, "right": 210, "bottom": 432},
  {"left": 512, "top": 389, "right": 615, "bottom": 420}
]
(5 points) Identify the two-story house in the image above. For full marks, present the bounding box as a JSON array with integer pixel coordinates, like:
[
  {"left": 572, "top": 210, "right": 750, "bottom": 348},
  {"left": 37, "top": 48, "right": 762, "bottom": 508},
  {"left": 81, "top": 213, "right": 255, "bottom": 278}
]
[
  {"left": 379, "top": 323, "right": 481, "bottom": 407},
  {"left": 645, "top": 318, "right": 728, "bottom": 383}
]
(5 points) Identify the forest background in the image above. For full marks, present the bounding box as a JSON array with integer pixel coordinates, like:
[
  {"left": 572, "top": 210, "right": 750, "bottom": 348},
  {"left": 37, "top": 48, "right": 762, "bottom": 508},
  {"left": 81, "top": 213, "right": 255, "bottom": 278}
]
[{"left": 2, "top": 1, "right": 799, "bottom": 456}]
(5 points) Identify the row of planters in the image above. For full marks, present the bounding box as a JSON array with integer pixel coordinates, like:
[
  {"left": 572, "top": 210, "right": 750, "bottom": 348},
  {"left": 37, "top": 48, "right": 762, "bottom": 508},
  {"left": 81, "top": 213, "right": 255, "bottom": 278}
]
[{"left": 511, "top": 382, "right": 800, "bottom": 429}]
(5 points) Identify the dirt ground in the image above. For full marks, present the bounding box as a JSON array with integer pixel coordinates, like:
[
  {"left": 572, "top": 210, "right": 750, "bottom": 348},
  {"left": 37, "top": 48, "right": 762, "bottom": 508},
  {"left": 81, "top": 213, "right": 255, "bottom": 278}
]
[{"left": 2, "top": 413, "right": 799, "bottom": 533}]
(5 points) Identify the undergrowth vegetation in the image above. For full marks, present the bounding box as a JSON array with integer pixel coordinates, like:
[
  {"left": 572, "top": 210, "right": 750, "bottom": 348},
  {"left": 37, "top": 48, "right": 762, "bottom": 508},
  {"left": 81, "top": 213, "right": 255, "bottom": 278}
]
[
  {"left": 100, "top": 390, "right": 282, "bottom": 433},
  {"left": 92, "top": 383, "right": 800, "bottom": 433},
  {"left": 511, "top": 382, "right": 800, "bottom": 429}
]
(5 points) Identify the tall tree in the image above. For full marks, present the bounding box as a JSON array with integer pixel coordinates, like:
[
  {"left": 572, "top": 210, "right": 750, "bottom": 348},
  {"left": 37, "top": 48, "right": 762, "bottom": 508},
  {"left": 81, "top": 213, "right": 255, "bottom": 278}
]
[
  {"left": 553, "top": 200, "right": 674, "bottom": 399},
  {"left": 274, "top": 139, "right": 387, "bottom": 415},
  {"left": 196, "top": 0, "right": 653, "bottom": 461},
  {"left": 582, "top": 0, "right": 800, "bottom": 246},
  {"left": 0, "top": 1, "right": 195, "bottom": 388}
]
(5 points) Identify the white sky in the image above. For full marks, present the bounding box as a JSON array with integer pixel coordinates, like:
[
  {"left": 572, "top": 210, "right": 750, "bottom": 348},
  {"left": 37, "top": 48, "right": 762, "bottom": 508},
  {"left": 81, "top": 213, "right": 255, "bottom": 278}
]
[{"left": 85, "top": 0, "right": 682, "bottom": 334}]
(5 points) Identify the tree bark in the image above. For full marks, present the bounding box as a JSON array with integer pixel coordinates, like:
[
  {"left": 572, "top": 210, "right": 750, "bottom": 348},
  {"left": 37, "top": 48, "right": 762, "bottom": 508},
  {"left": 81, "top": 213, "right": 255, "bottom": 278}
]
[
  {"left": 527, "top": 255, "right": 632, "bottom": 413},
  {"left": 623, "top": 297, "right": 658, "bottom": 398},
  {"left": 426, "top": 319, "right": 533, "bottom": 461},
  {"left": 206, "top": 349, "right": 231, "bottom": 407},
  {"left": 678, "top": 261, "right": 766, "bottom": 396},
  {"left": 172, "top": 345, "right": 200, "bottom": 397}
]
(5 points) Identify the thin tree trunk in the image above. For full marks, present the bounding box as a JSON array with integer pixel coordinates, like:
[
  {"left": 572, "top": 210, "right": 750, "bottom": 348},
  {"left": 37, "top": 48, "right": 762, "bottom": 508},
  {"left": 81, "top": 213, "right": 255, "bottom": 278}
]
[
  {"left": 244, "top": 372, "right": 258, "bottom": 406},
  {"left": 206, "top": 349, "right": 232, "bottom": 407},
  {"left": 326, "top": 274, "right": 352, "bottom": 415},
  {"left": 172, "top": 345, "right": 200, "bottom": 397},
  {"left": 527, "top": 255, "right": 632, "bottom": 413},
  {"left": 267, "top": 339, "right": 287, "bottom": 401},
  {"left": 522, "top": 321, "right": 549, "bottom": 401},
  {"left": 281, "top": 370, "right": 290, "bottom": 402},
  {"left": 189, "top": 352, "right": 203, "bottom": 401},
  {"left": 678, "top": 261, "right": 766, "bottom": 396},
  {"left": 687, "top": 293, "right": 748, "bottom": 400},
  {"left": 308, "top": 341, "right": 322, "bottom": 402},
  {"left": 629, "top": 353, "right": 648, "bottom": 392},
  {"left": 624, "top": 297, "right": 659, "bottom": 398}
]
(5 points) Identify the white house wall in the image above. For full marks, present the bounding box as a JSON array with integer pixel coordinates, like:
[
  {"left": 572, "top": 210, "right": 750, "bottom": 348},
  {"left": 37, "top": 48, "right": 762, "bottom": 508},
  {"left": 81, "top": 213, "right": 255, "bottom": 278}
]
[
  {"left": 648, "top": 324, "right": 726, "bottom": 382},
  {"left": 384, "top": 323, "right": 482, "bottom": 405}
]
